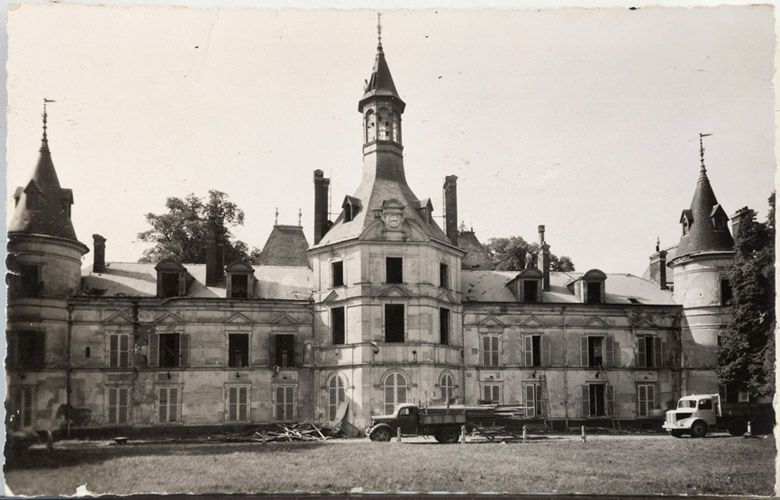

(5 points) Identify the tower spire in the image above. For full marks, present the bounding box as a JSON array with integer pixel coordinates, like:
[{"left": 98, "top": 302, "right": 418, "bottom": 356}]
[
  {"left": 699, "top": 132, "right": 712, "bottom": 174},
  {"left": 41, "top": 98, "right": 55, "bottom": 152},
  {"left": 377, "top": 12, "right": 382, "bottom": 51}
]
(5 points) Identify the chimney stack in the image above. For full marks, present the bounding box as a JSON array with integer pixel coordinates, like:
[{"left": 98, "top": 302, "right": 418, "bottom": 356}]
[
  {"left": 730, "top": 206, "right": 754, "bottom": 240},
  {"left": 92, "top": 234, "right": 106, "bottom": 273},
  {"left": 443, "top": 175, "right": 458, "bottom": 246},
  {"left": 205, "top": 215, "right": 225, "bottom": 286},
  {"left": 536, "top": 225, "right": 551, "bottom": 291},
  {"left": 648, "top": 243, "right": 669, "bottom": 290},
  {"left": 313, "top": 170, "right": 331, "bottom": 244}
]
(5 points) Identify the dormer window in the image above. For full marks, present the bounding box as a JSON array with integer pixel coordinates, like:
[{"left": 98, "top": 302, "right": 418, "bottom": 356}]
[
  {"left": 524, "top": 280, "right": 539, "bottom": 303},
  {"left": 581, "top": 269, "right": 607, "bottom": 305},
  {"left": 682, "top": 219, "right": 689, "bottom": 235},
  {"left": 155, "top": 260, "right": 187, "bottom": 298},
  {"left": 508, "top": 268, "right": 544, "bottom": 303},
  {"left": 342, "top": 196, "right": 362, "bottom": 223},
  {"left": 679, "top": 209, "right": 693, "bottom": 236},
  {"left": 711, "top": 204, "right": 729, "bottom": 231},
  {"left": 226, "top": 263, "right": 255, "bottom": 299}
]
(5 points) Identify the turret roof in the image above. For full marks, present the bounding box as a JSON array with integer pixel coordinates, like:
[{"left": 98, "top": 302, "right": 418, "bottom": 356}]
[
  {"left": 674, "top": 166, "right": 734, "bottom": 259},
  {"left": 257, "top": 225, "right": 310, "bottom": 267},
  {"left": 358, "top": 43, "right": 405, "bottom": 112}
]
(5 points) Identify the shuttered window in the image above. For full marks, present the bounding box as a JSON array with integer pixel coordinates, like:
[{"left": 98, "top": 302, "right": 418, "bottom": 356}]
[
  {"left": 637, "top": 336, "right": 663, "bottom": 368},
  {"left": 581, "top": 383, "right": 615, "bottom": 417},
  {"left": 158, "top": 387, "right": 181, "bottom": 423},
  {"left": 524, "top": 383, "right": 542, "bottom": 417},
  {"left": 10, "top": 386, "right": 34, "bottom": 430},
  {"left": 328, "top": 375, "right": 346, "bottom": 421},
  {"left": 107, "top": 387, "right": 130, "bottom": 425},
  {"left": 481, "top": 335, "right": 500, "bottom": 367},
  {"left": 581, "top": 336, "right": 614, "bottom": 367},
  {"left": 637, "top": 384, "right": 655, "bottom": 417},
  {"left": 227, "top": 386, "right": 250, "bottom": 422},
  {"left": 482, "top": 384, "right": 501, "bottom": 404},
  {"left": 109, "top": 334, "right": 130, "bottom": 368},
  {"left": 274, "top": 385, "right": 296, "bottom": 421}
]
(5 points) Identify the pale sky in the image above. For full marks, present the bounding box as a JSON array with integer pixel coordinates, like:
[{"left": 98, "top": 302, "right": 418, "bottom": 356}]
[{"left": 5, "top": 4, "right": 775, "bottom": 275}]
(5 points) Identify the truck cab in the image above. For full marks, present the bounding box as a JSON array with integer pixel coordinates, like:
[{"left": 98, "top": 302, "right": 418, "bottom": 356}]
[
  {"left": 663, "top": 394, "right": 721, "bottom": 438},
  {"left": 367, "top": 404, "right": 464, "bottom": 443}
]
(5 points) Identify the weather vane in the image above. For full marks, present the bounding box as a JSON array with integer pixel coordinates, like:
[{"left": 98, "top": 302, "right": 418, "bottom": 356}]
[
  {"left": 377, "top": 13, "right": 382, "bottom": 49},
  {"left": 274, "top": 207, "right": 279, "bottom": 225},
  {"left": 42, "top": 98, "right": 56, "bottom": 148},
  {"left": 298, "top": 208, "right": 302, "bottom": 226},
  {"left": 699, "top": 132, "right": 713, "bottom": 173}
]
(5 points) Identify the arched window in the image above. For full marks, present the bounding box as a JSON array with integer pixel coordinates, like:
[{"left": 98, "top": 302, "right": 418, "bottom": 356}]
[
  {"left": 392, "top": 112, "right": 402, "bottom": 144},
  {"left": 440, "top": 372, "right": 454, "bottom": 403},
  {"left": 383, "top": 372, "right": 408, "bottom": 414},
  {"left": 365, "top": 110, "right": 376, "bottom": 142},
  {"left": 328, "top": 374, "right": 346, "bottom": 421},
  {"left": 377, "top": 108, "right": 391, "bottom": 141}
]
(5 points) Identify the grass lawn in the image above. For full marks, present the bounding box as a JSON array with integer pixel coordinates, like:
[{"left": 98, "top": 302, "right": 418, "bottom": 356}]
[{"left": 4, "top": 435, "right": 775, "bottom": 496}]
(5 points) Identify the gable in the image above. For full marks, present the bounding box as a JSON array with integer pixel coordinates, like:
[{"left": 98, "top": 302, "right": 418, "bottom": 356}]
[
  {"left": 437, "top": 289, "right": 457, "bottom": 304},
  {"left": 479, "top": 315, "right": 505, "bottom": 327},
  {"left": 225, "top": 312, "right": 253, "bottom": 325},
  {"left": 272, "top": 312, "right": 300, "bottom": 326},
  {"left": 154, "top": 311, "right": 185, "bottom": 324},
  {"left": 321, "top": 290, "right": 340, "bottom": 304},
  {"left": 103, "top": 310, "right": 133, "bottom": 325},
  {"left": 378, "top": 286, "right": 412, "bottom": 298},
  {"left": 584, "top": 315, "right": 611, "bottom": 328},
  {"left": 520, "top": 315, "right": 545, "bottom": 327}
]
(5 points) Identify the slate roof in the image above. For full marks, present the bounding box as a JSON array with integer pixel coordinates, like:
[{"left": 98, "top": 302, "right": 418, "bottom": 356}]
[
  {"left": 673, "top": 167, "right": 734, "bottom": 260},
  {"left": 459, "top": 230, "right": 492, "bottom": 270},
  {"left": 462, "top": 270, "right": 676, "bottom": 305},
  {"left": 9, "top": 139, "right": 80, "bottom": 242},
  {"left": 358, "top": 43, "right": 405, "bottom": 113},
  {"left": 256, "top": 225, "right": 310, "bottom": 267},
  {"left": 80, "top": 262, "right": 312, "bottom": 300}
]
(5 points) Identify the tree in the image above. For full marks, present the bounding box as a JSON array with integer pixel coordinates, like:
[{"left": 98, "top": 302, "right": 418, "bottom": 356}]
[
  {"left": 485, "top": 236, "right": 575, "bottom": 272},
  {"left": 717, "top": 193, "right": 775, "bottom": 398},
  {"left": 138, "top": 190, "right": 261, "bottom": 264}
]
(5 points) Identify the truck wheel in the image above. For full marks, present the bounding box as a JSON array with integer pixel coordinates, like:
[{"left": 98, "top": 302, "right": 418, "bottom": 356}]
[
  {"left": 670, "top": 430, "right": 685, "bottom": 438},
  {"left": 690, "top": 421, "right": 708, "bottom": 438},
  {"left": 727, "top": 419, "right": 747, "bottom": 436},
  {"left": 434, "top": 429, "right": 459, "bottom": 444},
  {"left": 370, "top": 427, "right": 392, "bottom": 442}
]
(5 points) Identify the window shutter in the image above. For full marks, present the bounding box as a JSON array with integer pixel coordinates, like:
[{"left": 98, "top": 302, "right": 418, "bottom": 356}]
[
  {"left": 637, "top": 336, "right": 646, "bottom": 368},
  {"left": 148, "top": 333, "right": 159, "bottom": 368},
  {"left": 518, "top": 335, "right": 526, "bottom": 367},
  {"left": 293, "top": 335, "right": 302, "bottom": 367},
  {"left": 580, "top": 337, "right": 588, "bottom": 367},
  {"left": 649, "top": 385, "right": 656, "bottom": 410},
  {"left": 581, "top": 385, "right": 590, "bottom": 417},
  {"left": 654, "top": 337, "right": 663, "bottom": 368},
  {"left": 525, "top": 385, "right": 535, "bottom": 417},
  {"left": 605, "top": 337, "right": 614, "bottom": 367},
  {"left": 606, "top": 384, "right": 615, "bottom": 416},
  {"left": 179, "top": 334, "right": 190, "bottom": 368},
  {"left": 524, "top": 336, "right": 533, "bottom": 367},
  {"left": 542, "top": 336, "right": 552, "bottom": 367},
  {"left": 269, "top": 334, "right": 277, "bottom": 367}
]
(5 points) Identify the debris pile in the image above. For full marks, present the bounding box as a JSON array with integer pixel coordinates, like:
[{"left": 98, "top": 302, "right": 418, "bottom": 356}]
[{"left": 212, "top": 422, "right": 339, "bottom": 443}]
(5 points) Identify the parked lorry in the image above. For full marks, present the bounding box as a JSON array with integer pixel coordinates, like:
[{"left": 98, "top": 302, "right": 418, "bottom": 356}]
[
  {"left": 366, "top": 403, "right": 524, "bottom": 443},
  {"left": 662, "top": 393, "right": 774, "bottom": 438}
]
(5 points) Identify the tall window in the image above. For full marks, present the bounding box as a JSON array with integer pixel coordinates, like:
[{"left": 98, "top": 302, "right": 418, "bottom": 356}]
[
  {"left": 482, "top": 384, "right": 501, "bottom": 404},
  {"left": 332, "top": 261, "right": 344, "bottom": 287},
  {"left": 20, "top": 264, "right": 41, "bottom": 297},
  {"left": 107, "top": 387, "right": 130, "bottom": 425},
  {"left": 160, "top": 272, "right": 180, "bottom": 298},
  {"left": 481, "top": 335, "right": 500, "bottom": 367},
  {"left": 439, "top": 263, "right": 449, "bottom": 288},
  {"left": 586, "top": 282, "right": 602, "bottom": 304},
  {"left": 227, "top": 386, "right": 250, "bottom": 422},
  {"left": 587, "top": 337, "right": 603, "bottom": 367},
  {"left": 109, "top": 334, "right": 130, "bottom": 369},
  {"left": 439, "top": 308, "right": 450, "bottom": 345},
  {"left": 274, "top": 334, "right": 295, "bottom": 367},
  {"left": 159, "top": 334, "right": 182, "bottom": 368},
  {"left": 720, "top": 278, "right": 733, "bottom": 306},
  {"left": 524, "top": 383, "right": 542, "bottom": 417},
  {"left": 328, "top": 374, "right": 346, "bottom": 421},
  {"left": 637, "top": 384, "right": 656, "bottom": 417},
  {"left": 9, "top": 386, "right": 34, "bottom": 430},
  {"left": 383, "top": 372, "right": 408, "bottom": 415},
  {"left": 158, "top": 387, "right": 180, "bottom": 423},
  {"left": 12, "top": 331, "right": 45, "bottom": 370},
  {"left": 637, "top": 336, "right": 661, "bottom": 368},
  {"left": 439, "top": 372, "right": 454, "bottom": 403},
  {"left": 228, "top": 333, "right": 249, "bottom": 368},
  {"left": 582, "top": 384, "right": 614, "bottom": 417},
  {"left": 365, "top": 110, "right": 376, "bottom": 142},
  {"left": 274, "top": 385, "right": 296, "bottom": 421},
  {"left": 331, "top": 307, "right": 346, "bottom": 345},
  {"left": 524, "top": 335, "right": 542, "bottom": 367},
  {"left": 386, "top": 257, "right": 403, "bottom": 283},
  {"left": 377, "top": 108, "right": 391, "bottom": 140},
  {"left": 384, "top": 304, "right": 405, "bottom": 343}
]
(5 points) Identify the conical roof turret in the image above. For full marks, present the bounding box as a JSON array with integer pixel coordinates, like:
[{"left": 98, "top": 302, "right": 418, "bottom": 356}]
[
  {"left": 358, "top": 18, "right": 405, "bottom": 113},
  {"left": 9, "top": 103, "right": 79, "bottom": 241},
  {"left": 673, "top": 136, "right": 734, "bottom": 260}
]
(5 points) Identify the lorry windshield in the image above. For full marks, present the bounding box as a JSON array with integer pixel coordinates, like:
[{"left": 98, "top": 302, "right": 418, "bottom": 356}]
[{"left": 678, "top": 400, "right": 696, "bottom": 409}]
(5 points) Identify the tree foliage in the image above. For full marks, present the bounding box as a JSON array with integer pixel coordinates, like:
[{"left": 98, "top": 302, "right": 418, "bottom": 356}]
[
  {"left": 717, "top": 193, "right": 775, "bottom": 398},
  {"left": 138, "top": 190, "right": 261, "bottom": 264},
  {"left": 484, "top": 236, "right": 575, "bottom": 272}
]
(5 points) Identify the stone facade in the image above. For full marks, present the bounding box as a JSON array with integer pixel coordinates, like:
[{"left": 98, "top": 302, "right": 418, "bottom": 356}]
[{"left": 6, "top": 37, "right": 742, "bottom": 435}]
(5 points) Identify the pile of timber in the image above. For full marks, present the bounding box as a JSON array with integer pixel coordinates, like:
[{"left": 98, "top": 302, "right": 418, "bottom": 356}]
[
  {"left": 211, "top": 422, "right": 337, "bottom": 443},
  {"left": 464, "top": 405, "right": 529, "bottom": 425}
]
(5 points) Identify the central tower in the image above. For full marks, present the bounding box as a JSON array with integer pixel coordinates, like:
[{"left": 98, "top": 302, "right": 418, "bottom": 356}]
[{"left": 309, "top": 23, "right": 465, "bottom": 429}]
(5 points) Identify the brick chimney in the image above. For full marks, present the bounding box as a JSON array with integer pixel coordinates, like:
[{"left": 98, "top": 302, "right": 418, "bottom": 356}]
[
  {"left": 730, "top": 206, "right": 754, "bottom": 240},
  {"left": 443, "top": 175, "right": 458, "bottom": 246},
  {"left": 92, "top": 234, "right": 106, "bottom": 273},
  {"left": 536, "top": 225, "right": 551, "bottom": 291},
  {"left": 205, "top": 216, "right": 225, "bottom": 286},
  {"left": 313, "top": 170, "right": 331, "bottom": 244}
]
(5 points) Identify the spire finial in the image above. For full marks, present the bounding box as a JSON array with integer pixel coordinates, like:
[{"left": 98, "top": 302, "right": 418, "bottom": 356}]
[
  {"left": 377, "top": 12, "right": 382, "bottom": 50},
  {"left": 274, "top": 207, "right": 279, "bottom": 225},
  {"left": 298, "top": 208, "right": 302, "bottom": 226},
  {"left": 699, "top": 132, "right": 712, "bottom": 173},
  {"left": 656, "top": 236, "right": 660, "bottom": 252},
  {"left": 41, "top": 98, "right": 55, "bottom": 151}
]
